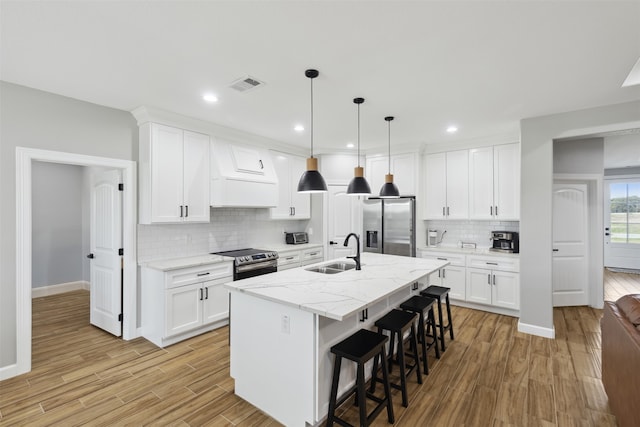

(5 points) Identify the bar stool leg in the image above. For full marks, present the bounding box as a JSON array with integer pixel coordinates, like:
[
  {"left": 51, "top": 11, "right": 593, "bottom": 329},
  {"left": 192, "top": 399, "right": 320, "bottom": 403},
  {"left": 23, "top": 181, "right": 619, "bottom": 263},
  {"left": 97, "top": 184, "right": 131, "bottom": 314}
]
[
  {"left": 417, "top": 312, "right": 429, "bottom": 374},
  {"left": 446, "top": 294, "right": 455, "bottom": 340},
  {"left": 326, "top": 355, "right": 342, "bottom": 427},
  {"left": 356, "top": 362, "right": 367, "bottom": 426},
  {"left": 436, "top": 297, "right": 446, "bottom": 352},
  {"left": 428, "top": 307, "right": 441, "bottom": 359},
  {"left": 378, "top": 349, "right": 395, "bottom": 424},
  {"left": 396, "top": 332, "right": 409, "bottom": 407},
  {"left": 410, "top": 323, "right": 423, "bottom": 384}
]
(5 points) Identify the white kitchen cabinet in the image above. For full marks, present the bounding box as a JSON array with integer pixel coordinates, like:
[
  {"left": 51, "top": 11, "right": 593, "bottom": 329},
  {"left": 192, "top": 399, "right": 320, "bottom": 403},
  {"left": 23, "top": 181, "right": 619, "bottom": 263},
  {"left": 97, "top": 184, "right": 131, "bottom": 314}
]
[
  {"left": 139, "top": 123, "right": 210, "bottom": 224},
  {"left": 277, "top": 245, "right": 324, "bottom": 270},
  {"left": 418, "top": 251, "right": 466, "bottom": 300},
  {"left": 142, "top": 261, "right": 233, "bottom": 347},
  {"left": 366, "top": 152, "right": 418, "bottom": 196},
  {"left": 466, "top": 255, "right": 519, "bottom": 310},
  {"left": 469, "top": 143, "right": 520, "bottom": 220},
  {"left": 423, "top": 150, "right": 468, "bottom": 220},
  {"left": 270, "top": 151, "right": 311, "bottom": 219}
]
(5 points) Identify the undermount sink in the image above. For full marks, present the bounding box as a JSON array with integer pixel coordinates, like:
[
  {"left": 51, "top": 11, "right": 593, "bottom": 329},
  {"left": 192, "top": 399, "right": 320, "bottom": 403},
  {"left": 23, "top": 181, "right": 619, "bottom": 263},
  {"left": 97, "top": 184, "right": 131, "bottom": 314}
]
[{"left": 305, "top": 261, "right": 357, "bottom": 274}]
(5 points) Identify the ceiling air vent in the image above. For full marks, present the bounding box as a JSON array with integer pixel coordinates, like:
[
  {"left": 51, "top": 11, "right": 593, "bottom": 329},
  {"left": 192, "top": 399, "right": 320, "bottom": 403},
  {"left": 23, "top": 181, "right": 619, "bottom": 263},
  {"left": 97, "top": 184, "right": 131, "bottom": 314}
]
[{"left": 229, "top": 75, "right": 265, "bottom": 93}]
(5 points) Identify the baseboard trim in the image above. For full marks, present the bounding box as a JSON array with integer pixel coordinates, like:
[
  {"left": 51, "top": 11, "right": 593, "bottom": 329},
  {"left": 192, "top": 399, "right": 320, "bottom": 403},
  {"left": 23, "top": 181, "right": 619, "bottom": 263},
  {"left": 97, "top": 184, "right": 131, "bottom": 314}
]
[
  {"left": 32, "top": 281, "right": 90, "bottom": 298},
  {"left": 518, "top": 321, "right": 555, "bottom": 339},
  {"left": 0, "top": 362, "right": 25, "bottom": 381}
]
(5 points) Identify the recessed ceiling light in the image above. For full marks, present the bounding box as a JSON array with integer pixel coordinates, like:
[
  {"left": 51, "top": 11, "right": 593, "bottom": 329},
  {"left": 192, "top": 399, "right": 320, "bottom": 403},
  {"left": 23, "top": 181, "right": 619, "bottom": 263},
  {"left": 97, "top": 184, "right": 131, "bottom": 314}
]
[
  {"left": 294, "top": 124, "right": 305, "bottom": 132},
  {"left": 203, "top": 93, "right": 218, "bottom": 103},
  {"left": 446, "top": 126, "right": 458, "bottom": 133},
  {"left": 346, "top": 143, "right": 355, "bottom": 148}
]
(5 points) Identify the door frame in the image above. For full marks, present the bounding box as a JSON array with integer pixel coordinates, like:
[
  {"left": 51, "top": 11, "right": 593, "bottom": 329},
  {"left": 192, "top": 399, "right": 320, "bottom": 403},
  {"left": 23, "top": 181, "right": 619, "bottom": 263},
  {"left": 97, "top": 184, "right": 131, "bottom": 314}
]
[
  {"left": 603, "top": 174, "right": 640, "bottom": 269},
  {"left": 13, "top": 147, "right": 137, "bottom": 379},
  {"left": 553, "top": 173, "right": 603, "bottom": 309}
]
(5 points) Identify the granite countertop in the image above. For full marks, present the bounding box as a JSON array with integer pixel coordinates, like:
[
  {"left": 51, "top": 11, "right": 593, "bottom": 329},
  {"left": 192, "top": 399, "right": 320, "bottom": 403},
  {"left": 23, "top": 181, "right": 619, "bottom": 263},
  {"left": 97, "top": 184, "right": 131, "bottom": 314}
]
[
  {"left": 142, "top": 254, "right": 234, "bottom": 271},
  {"left": 224, "top": 252, "right": 448, "bottom": 321},
  {"left": 417, "top": 246, "right": 520, "bottom": 258}
]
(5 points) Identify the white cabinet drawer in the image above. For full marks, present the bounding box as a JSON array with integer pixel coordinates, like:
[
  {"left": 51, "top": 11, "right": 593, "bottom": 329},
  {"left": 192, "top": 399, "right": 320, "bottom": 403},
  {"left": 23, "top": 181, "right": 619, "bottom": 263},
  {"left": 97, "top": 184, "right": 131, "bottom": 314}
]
[
  {"left": 419, "top": 251, "right": 465, "bottom": 267},
  {"left": 166, "top": 263, "right": 233, "bottom": 289},
  {"left": 301, "top": 247, "right": 323, "bottom": 266},
  {"left": 466, "top": 255, "right": 519, "bottom": 272},
  {"left": 278, "top": 252, "right": 301, "bottom": 267}
]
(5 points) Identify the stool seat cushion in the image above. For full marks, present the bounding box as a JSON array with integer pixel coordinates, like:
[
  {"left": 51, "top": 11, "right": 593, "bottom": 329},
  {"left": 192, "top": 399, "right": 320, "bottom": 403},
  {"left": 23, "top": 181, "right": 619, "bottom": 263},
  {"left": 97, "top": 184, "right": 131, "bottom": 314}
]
[
  {"left": 374, "top": 309, "right": 417, "bottom": 331},
  {"left": 421, "top": 285, "right": 450, "bottom": 297},
  {"left": 331, "top": 329, "right": 388, "bottom": 362},
  {"left": 400, "top": 295, "right": 436, "bottom": 312}
]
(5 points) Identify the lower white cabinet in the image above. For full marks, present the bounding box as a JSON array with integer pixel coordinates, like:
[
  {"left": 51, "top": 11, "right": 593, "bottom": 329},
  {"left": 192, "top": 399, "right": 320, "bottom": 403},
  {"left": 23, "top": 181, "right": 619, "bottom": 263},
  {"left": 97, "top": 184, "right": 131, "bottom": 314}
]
[
  {"left": 418, "top": 251, "right": 466, "bottom": 300},
  {"left": 142, "top": 261, "right": 233, "bottom": 347},
  {"left": 418, "top": 249, "right": 520, "bottom": 314},
  {"left": 466, "top": 255, "right": 520, "bottom": 310},
  {"left": 277, "top": 245, "right": 324, "bottom": 271}
]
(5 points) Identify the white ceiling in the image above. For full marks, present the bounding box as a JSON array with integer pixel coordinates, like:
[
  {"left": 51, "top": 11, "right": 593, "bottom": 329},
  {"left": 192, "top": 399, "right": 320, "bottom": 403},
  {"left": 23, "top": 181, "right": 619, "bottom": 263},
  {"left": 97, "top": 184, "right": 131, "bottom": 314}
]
[{"left": 2, "top": 1, "right": 639, "bottom": 153}]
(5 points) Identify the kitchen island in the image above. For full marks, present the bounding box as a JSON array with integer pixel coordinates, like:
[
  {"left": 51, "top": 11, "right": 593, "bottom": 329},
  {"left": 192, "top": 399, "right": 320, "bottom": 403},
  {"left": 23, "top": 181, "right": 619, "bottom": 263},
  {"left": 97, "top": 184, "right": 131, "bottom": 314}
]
[{"left": 225, "top": 252, "right": 448, "bottom": 426}]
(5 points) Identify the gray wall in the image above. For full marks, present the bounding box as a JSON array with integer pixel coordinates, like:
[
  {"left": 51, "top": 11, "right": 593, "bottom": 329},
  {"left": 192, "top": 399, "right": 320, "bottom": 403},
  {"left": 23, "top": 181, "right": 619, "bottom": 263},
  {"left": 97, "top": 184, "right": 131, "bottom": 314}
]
[
  {"left": 520, "top": 100, "right": 640, "bottom": 335},
  {"left": 553, "top": 138, "right": 604, "bottom": 174},
  {"left": 0, "top": 81, "right": 137, "bottom": 368},
  {"left": 31, "top": 162, "right": 84, "bottom": 288}
]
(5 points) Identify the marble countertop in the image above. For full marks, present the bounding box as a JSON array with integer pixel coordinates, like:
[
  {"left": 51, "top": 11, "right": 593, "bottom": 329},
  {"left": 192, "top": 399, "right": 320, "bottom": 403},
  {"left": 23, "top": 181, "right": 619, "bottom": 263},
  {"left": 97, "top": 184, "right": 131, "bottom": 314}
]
[
  {"left": 417, "top": 246, "right": 520, "bottom": 257},
  {"left": 264, "top": 243, "right": 324, "bottom": 253},
  {"left": 142, "top": 254, "right": 234, "bottom": 271},
  {"left": 224, "top": 252, "right": 448, "bottom": 321}
]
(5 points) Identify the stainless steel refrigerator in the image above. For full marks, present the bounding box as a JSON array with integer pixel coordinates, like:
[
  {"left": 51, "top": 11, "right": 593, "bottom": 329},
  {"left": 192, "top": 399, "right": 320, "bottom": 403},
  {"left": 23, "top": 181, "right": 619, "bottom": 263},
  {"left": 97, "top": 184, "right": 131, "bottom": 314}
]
[{"left": 363, "top": 197, "right": 416, "bottom": 257}]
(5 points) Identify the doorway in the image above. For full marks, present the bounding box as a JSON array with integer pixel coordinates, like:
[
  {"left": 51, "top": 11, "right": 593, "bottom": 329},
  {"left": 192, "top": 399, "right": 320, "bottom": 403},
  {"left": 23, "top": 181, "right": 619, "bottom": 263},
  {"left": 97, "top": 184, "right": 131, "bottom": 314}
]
[
  {"left": 604, "top": 177, "right": 640, "bottom": 270},
  {"left": 10, "top": 147, "right": 136, "bottom": 380}
]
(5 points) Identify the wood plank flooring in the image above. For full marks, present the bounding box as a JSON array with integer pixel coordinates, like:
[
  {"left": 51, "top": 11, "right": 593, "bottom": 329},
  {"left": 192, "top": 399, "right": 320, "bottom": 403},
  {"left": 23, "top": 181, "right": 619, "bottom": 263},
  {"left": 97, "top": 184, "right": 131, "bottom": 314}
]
[
  {"left": 0, "top": 281, "right": 624, "bottom": 426},
  {"left": 604, "top": 268, "right": 640, "bottom": 301}
]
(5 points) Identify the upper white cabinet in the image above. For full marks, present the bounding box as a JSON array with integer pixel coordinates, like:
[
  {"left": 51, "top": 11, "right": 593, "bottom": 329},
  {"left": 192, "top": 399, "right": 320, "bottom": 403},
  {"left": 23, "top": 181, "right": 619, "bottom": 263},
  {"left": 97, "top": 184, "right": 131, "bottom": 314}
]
[
  {"left": 423, "top": 150, "right": 469, "bottom": 220},
  {"left": 366, "top": 152, "right": 418, "bottom": 196},
  {"left": 139, "top": 123, "right": 210, "bottom": 224},
  {"left": 469, "top": 143, "right": 520, "bottom": 220},
  {"left": 270, "top": 151, "right": 310, "bottom": 219}
]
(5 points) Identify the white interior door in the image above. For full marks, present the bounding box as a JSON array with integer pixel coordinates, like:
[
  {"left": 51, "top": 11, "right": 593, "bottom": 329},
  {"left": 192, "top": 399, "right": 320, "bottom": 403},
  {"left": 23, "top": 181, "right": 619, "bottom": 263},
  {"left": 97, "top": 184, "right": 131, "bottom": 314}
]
[
  {"left": 604, "top": 179, "right": 640, "bottom": 269},
  {"left": 326, "top": 185, "right": 362, "bottom": 260},
  {"left": 552, "top": 183, "right": 589, "bottom": 306},
  {"left": 89, "top": 169, "right": 123, "bottom": 336}
]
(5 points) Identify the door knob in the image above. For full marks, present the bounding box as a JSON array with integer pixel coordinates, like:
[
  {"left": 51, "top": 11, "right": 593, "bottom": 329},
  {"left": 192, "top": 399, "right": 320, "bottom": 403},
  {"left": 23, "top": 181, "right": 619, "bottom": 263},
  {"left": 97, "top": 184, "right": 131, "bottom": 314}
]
[
  {"left": 329, "top": 241, "right": 338, "bottom": 245},
  {"left": 87, "top": 253, "right": 95, "bottom": 259}
]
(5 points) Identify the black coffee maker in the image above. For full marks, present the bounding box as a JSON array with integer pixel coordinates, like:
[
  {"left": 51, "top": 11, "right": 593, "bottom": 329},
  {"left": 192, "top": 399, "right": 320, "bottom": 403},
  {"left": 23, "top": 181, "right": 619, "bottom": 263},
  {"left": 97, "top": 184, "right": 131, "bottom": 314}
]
[{"left": 490, "top": 231, "right": 519, "bottom": 253}]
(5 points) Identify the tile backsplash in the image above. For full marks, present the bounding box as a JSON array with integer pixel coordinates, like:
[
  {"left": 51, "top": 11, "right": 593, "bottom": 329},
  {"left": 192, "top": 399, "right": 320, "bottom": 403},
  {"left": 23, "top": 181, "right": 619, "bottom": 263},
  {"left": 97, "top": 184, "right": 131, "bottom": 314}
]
[
  {"left": 138, "top": 208, "right": 309, "bottom": 263},
  {"left": 423, "top": 220, "right": 519, "bottom": 248}
]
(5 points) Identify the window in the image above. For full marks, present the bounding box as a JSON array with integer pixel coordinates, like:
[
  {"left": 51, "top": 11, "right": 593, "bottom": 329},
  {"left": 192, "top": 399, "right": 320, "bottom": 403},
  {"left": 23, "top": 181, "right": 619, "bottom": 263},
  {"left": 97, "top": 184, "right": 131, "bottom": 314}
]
[{"left": 609, "top": 182, "right": 640, "bottom": 244}]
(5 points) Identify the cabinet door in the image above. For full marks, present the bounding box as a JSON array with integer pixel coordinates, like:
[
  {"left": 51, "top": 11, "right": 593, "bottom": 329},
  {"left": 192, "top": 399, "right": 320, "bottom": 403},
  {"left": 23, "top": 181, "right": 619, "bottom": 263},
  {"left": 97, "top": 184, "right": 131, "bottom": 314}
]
[
  {"left": 151, "top": 124, "right": 184, "bottom": 223},
  {"left": 469, "top": 146, "right": 494, "bottom": 219},
  {"left": 466, "top": 268, "right": 492, "bottom": 305},
  {"left": 442, "top": 265, "right": 466, "bottom": 300},
  {"left": 165, "top": 283, "right": 202, "bottom": 337},
  {"left": 231, "top": 145, "right": 265, "bottom": 175},
  {"left": 203, "top": 281, "right": 230, "bottom": 324},
  {"left": 290, "top": 154, "right": 311, "bottom": 218},
  {"left": 423, "top": 153, "right": 447, "bottom": 219},
  {"left": 493, "top": 143, "right": 520, "bottom": 220},
  {"left": 492, "top": 270, "right": 519, "bottom": 310},
  {"left": 365, "top": 156, "right": 387, "bottom": 196},
  {"left": 183, "top": 131, "right": 210, "bottom": 222},
  {"left": 270, "top": 152, "right": 294, "bottom": 219},
  {"left": 392, "top": 153, "right": 417, "bottom": 196},
  {"left": 445, "top": 150, "right": 469, "bottom": 219}
]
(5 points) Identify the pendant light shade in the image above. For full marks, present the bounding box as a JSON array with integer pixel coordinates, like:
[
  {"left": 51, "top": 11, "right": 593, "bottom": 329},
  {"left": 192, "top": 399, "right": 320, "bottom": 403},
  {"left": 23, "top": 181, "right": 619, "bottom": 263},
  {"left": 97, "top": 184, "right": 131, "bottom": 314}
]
[
  {"left": 297, "top": 69, "right": 328, "bottom": 193},
  {"left": 379, "top": 116, "right": 400, "bottom": 198},
  {"left": 347, "top": 97, "right": 372, "bottom": 196}
]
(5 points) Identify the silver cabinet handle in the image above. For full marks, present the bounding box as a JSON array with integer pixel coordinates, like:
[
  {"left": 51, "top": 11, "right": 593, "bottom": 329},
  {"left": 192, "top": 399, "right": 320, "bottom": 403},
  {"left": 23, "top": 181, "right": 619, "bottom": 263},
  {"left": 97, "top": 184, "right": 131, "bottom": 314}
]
[
  {"left": 486, "top": 262, "right": 498, "bottom": 266},
  {"left": 442, "top": 269, "right": 446, "bottom": 279},
  {"left": 180, "top": 205, "right": 184, "bottom": 217},
  {"left": 447, "top": 207, "right": 450, "bottom": 216},
  {"left": 488, "top": 274, "right": 491, "bottom": 284},
  {"left": 309, "top": 252, "right": 317, "bottom": 256},
  {"left": 185, "top": 205, "right": 189, "bottom": 217},
  {"left": 437, "top": 257, "right": 447, "bottom": 260},
  {"left": 495, "top": 206, "right": 498, "bottom": 216},
  {"left": 490, "top": 206, "right": 493, "bottom": 216},
  {"left": 285, "top": 256, "right": 294, "bottom": 260},
  {"left": 493, "top": 274, "right": 496, "bottom": 285},
  {"left": 443, "top": 207, "right": 446, "bottom": 217}
]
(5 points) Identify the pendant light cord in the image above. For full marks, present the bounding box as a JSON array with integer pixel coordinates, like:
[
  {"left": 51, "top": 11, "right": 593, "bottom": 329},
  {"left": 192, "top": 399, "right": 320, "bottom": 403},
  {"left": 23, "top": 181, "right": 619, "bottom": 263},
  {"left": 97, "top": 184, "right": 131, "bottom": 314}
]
[
  {"left": 310, "top": 76, "right": 314, "bottom": 158},
  {"left": 357, "top": 103, "right": 361, "bottom": 167},
  {"left": 387, "top": 119, "right": 391, "bottom": 173}
]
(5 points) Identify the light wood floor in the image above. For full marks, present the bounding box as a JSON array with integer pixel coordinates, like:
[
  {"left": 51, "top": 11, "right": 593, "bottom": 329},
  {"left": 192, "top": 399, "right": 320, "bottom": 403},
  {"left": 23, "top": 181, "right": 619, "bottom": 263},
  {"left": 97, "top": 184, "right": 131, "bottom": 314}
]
[
  {"left": 0, "top": 283, "right": 624, "bottom": 426},
  {"left": 604, "top": 267, "right": 640, "bottom": 301}
]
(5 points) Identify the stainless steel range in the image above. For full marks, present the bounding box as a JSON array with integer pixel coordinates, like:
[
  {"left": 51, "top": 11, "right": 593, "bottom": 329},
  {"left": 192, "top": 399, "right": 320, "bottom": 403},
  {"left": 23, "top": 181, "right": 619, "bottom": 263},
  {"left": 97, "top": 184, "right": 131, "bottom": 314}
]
[{"left": 212, "top": 248, "right": 278, "bottom": 280}]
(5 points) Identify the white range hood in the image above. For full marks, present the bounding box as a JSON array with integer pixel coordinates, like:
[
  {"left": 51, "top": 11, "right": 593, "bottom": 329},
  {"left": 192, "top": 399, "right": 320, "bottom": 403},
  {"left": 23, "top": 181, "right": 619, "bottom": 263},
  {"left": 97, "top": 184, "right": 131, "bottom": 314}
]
[{"left": 210, "top": 139, "right": 279, "bottom": 207}]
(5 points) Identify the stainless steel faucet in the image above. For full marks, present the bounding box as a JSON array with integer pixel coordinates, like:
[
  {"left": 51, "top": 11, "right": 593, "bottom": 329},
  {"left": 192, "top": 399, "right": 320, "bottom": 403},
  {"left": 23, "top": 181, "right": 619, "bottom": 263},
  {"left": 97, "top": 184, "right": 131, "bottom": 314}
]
[{"left": 343, "top": 233, "right": 361, "bottom": 270}]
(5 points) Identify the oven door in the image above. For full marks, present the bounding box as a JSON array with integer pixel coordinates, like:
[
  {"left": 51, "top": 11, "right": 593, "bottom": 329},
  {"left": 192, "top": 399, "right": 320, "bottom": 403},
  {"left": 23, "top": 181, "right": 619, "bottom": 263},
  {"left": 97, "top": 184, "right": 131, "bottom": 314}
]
[{"left": 235, "top": 260, "right": 278, "bottom": 280}]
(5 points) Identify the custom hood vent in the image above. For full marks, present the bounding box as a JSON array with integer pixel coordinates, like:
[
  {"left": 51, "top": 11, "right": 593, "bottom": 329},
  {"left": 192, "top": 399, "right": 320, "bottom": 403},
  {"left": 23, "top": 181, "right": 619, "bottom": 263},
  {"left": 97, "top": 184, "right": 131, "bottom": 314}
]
[{"left": 229, "top": 75, "right": 265, "bottom": 93}]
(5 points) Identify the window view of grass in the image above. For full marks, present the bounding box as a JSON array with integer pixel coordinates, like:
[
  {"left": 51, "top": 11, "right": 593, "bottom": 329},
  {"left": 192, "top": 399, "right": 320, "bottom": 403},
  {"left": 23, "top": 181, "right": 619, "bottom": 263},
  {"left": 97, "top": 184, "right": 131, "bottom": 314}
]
[{"left": 609, "top": 182, "right": 640, "bottom": 244}]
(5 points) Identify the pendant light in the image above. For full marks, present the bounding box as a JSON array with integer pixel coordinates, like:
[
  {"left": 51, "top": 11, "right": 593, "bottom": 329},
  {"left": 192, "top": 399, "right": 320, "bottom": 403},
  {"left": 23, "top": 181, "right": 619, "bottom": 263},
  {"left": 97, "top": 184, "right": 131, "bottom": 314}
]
[
  {"left": 379, "top": 116, "right": 400, "bottom": 198},
  {"left": 346, "top": 97, "right": 372, "bottom": 196},
  {"left": 297, "top": 69, "right": 328, "bottom": 193}
]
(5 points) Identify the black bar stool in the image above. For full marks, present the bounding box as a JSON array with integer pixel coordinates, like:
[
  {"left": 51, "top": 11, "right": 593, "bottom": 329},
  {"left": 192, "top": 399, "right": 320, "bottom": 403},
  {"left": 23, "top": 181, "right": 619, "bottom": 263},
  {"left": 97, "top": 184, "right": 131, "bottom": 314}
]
[
  {"left": 369, "top": 309, "right": 422, "bottom": 407},
  {"left": 420, "top": 285, "right": 454, "bottom": 352},
  {"left": 326, "top": 329, "right": 394, "bottom": 427},
  {"left": 400, "top": 295, "right": 440, "bottom": 373}
]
